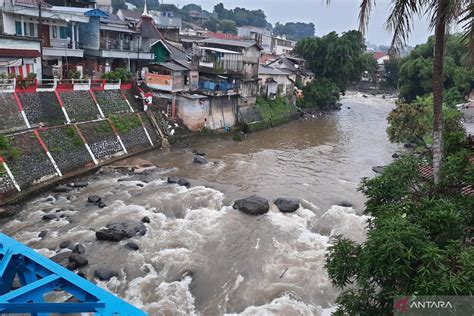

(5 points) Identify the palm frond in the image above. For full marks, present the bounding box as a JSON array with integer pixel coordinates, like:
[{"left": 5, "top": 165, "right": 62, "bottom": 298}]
[
  {"left": 385, "top": 0, "right": 426, "bottom": 56},
  {"left": 427, "top": 0, "right": 465, "bottom": 30},
  {"left": 359, "top": 0, "right": 376, "bottom": 34},
  {"left": 458, "top": 1, "right": 474, "bottom": 64}
]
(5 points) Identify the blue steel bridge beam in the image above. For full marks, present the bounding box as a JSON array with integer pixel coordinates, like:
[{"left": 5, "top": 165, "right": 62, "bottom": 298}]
[
  {"left": 0, "top": 274, "right": 61, "bottom": 302},
  {"left": 0, "top": 233, "right": 147, "bottom": 315},
  {"left": 0, "top": 250, "right": 17, "bottom": 295},
  {"left": 0, "top": 302, "right": 106, "bottom": 313}
]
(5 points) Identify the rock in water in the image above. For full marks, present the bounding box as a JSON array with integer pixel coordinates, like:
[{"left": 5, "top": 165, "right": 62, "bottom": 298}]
[
  {"left": 233, "top": 196, "right": 269, "bottom": 215},
  {"left": 274, "top": 198, "right": 300, "bottom": 213},
  {"left": 38, "top": 230, "right": 48, "bottom": 238},
  {"left": 88, "top": 195, "right": 102, "bottom": 204},
  {"left": 125, "top": 242, "right": 139, "bottom": 251},
  {"left": 338, "top": 201, "right": 353, "bottom": 208},
  {"left": 193, "top": 155, "right": 208, "bottom": 164},
  {"left": 68, "top": 254, "right": 88, "bottom": 268},
  {"left": 192, "top": 149, "right": 206, "bottom": 156},
  {"left": 177, "top": 178, "right": 190, "bottom": 188},
  {"left": 392, "top": 153, "right": 400, "bottom": 159},
  {"left": 73, "top": 244, "right": 85, "bottom": 254},
  {"left": 96, "top": 222, "right": 147, "bottom": 242},
  {"left": 42, "top": 214, "right": 57, "bottom": 221},
  {"left": 53, "top": 185, "right": 74, "bottom": 193},
  {"left": 141, "top": 216, "right": 150, "bottom": 223},
  {"left": 60, "top": 241, "right": 72, "bottom": 249},
  {"left": 372, "top": 166, "right": 386, "bottom": 174},
  {"left": 167, "top": 176, "right": 179, "bottom": 184},
  {"left": 94, "top": 268, "right": 119, "bottom": 281},
  {"left": 50, "top": 251, "right": 72, "bottom": 267}
]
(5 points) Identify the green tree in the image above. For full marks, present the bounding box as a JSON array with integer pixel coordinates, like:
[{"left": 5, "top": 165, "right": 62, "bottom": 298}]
[
  {"left": 111, "top": 0, "right": 126, "bottom": 13},
  {"left": 219, "top": 20, "right": 237, "bottom": 34},
  {"left": 398, "top": 35, "right": 473, "bottom": 103},
  {"left": 387, "top": 95, "right": 467, "bottom": 155},
  {"left": 298, "top": 78, "right": 341, "bottom": 109},
  {"left": 213, "top": 3, "right": 268, "bottom": 28},
  {"left": 349, "top": 0, "right": 473, "bottom": 183},
  {"left": 273, "top": 22, "right": 315, "bottom": 40},
  {"left": 181, "top": 3, "right": 202, "bottom": 14},
  {"left": 294, "top": 30, "right": 368, "bottom": 91},
  {"left": 383, "top": 58, "right": 400, "bottom": 88}
]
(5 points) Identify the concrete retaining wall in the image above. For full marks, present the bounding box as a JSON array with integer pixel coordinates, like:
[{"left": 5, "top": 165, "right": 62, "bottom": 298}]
[{"left": 0, "top": 87, "right": 163, "bottom": 201}]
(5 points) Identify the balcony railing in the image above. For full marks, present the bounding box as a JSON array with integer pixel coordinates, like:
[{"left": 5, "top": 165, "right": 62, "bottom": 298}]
[
  {"left": 100, "top": 40, "right": 134, "bottom": 51},
  {"left": 198, "top": 59, "right": 244, "bottom": 74},
  {"left": 198, "top": 79, "right": 239, "bottom": 96}
]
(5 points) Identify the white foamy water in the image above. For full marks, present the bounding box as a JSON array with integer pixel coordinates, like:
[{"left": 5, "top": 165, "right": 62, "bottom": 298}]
[
  {"left": 1, "top": 172, "right": 369, "bottom": 315},
  {"left": 0, "top": 93, "right": 396, "bottom": 315}
]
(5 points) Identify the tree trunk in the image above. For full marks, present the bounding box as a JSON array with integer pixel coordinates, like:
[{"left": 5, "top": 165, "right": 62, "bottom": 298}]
[{"left": 432, "top": 0, "right": 448, "bottom": 185}]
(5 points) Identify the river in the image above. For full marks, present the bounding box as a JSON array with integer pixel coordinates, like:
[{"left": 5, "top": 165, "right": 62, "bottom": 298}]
[{"left": 0, "top": 92, "right": 399, "bottom": 315}]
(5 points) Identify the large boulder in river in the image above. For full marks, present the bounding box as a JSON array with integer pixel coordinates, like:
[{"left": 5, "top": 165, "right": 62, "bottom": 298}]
[
  {"left": 233, "top": 196, "right": 269, "bottom": 215},
  {"left": 193, "top": 155, "right": 208, "bottom": 164},
  {"left": 94, "top": 267, "right": 119, "bottom": 281},
  {"left": 177, "top": 178, "right": 191, "bottom": 188},
  {"left": 274, "top": 198, "right": 300, "bottom": 213},
  {"left": 96, "top": 222, "right": 147, "bottom": 242}
]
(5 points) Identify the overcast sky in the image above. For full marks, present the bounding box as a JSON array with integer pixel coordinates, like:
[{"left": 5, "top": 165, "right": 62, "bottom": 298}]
[{"left": 172, "top": 0, "right": 433, "bottom": 46}]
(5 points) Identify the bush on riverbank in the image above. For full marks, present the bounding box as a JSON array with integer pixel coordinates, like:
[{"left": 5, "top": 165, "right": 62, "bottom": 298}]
[
  {"left": 247, "top": 96, "right": 296, "bottom": 131},
  {"left": 387, "top": 95, "right": 467, "bottom": 156},
  {"left": 297, "top": 79, "right": 341, "bottom": 110}
]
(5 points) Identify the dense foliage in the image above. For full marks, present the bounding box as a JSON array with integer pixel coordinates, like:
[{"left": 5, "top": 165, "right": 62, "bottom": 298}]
[
  {"left": 297, "top": 79, "right": 341, "bottom": 109},
  {"left": 294, "top": 31, "right": 372, "bottom": 91},
  {"left": 213, "top": 3, "right": 268, "bottom": 28},
  {"left": 273, "top": 22, "right": 315, "bottom": 40},
  {"left": 327, "top": 151, "right": 474, "bottom": 315},
  {"left": 387, "top": 95, "right": 467, "bottom": 155},
  {"left": 327, "top": 87, "right": 473, "bottom": 314},
  {"left": 101, "top": 68, "right": 132, "bottom": 83},
  {"left": 397, "top": 34, "right": 473, "bottom": 105}
]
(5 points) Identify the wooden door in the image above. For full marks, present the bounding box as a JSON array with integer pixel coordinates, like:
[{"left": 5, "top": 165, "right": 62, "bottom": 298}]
[{"left": 40, "top": 24, "right": 50, "bottom": 47}]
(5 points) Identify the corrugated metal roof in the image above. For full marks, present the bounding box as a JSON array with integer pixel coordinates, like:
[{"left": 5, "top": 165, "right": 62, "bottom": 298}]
[
  {"left": 197, "top": 37, "right": 259, "bottom": 49},
  {"left": 199, "top": 47, "right": 241, "bottom": 54},
  {"left": 155, "top": 62, "right": 188, "bottom": 71},
  {"left": 258, "top": 65, "right": 290, "bottom": 75}
]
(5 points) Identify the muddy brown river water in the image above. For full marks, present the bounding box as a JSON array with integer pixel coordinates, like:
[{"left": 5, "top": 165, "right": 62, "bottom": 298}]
[{"left": 1, "top": 92, "right": 399, "bottom": 315}]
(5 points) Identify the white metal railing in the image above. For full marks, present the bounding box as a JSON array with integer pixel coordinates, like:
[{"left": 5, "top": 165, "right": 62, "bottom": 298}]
[
  {"left": 0, "top": 78, "right": 16, "bottom": 92},
  {"left": 36, "top": 79, "right": 57, "bottom": 91},
  {"left": 103, "top": 79, "right": 121, "bottom": 90}
]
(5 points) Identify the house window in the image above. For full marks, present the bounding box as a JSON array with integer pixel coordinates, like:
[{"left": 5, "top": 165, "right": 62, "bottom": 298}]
[
  {"left": 23, "top": 22, "right": 35, "bottom": 36},
  {"left": 52, "top": 25, "right": 57, "bottom": 38},
  {"left": 59, "top": 26, "right": 67, "bottom": 39},
  {"left": 15, "top": 21, "right": 22, "bottom": 35}
]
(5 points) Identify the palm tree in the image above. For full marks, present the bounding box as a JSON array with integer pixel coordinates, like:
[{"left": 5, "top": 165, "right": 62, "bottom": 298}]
[{"left": 348, "top": 0, "right": 473, "bottom": 184}]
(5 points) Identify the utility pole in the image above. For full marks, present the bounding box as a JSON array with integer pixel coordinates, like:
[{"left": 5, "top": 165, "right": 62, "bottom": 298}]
[
  {"left": 38, "top": 0, "right": 42, "bottom": 40},
  {"left": 38, "top": 0, "right": 43, "bottom": 79}
]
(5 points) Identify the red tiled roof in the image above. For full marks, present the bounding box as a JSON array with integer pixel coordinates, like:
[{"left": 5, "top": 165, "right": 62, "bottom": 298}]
[
  {"left": 373, "top": 51, "right": 388, "bottom": 60},
  {"left": 0, "top": 49, "right": 41, "bottom": 58},
  {"left": 419, "top": 164, "right": 473, "bottom": 196}
]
